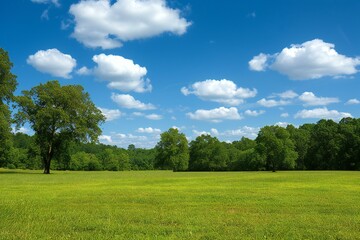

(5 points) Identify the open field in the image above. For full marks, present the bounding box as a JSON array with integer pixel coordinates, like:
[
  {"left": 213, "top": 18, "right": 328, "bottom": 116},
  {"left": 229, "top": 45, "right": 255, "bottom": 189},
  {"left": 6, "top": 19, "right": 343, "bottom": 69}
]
[{"left": 0, "top": 170, "right": 359, "bottom": 239}]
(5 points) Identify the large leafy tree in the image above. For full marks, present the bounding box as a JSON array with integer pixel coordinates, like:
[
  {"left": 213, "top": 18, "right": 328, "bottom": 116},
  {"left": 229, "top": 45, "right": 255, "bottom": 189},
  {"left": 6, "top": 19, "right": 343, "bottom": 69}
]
[
  {"left": 15, "top": 80, "right": 105, "bottom": 174},
  {"left": 189, "top": 134, "right": 229, "bottom": 171},
  {"left": 256, "top": 126, "right": 297, "bottom": 172},
  {"left": 0, "top": 48, "right": 17, "bottom": 167},
  {"left": 155, "top": 128, "right": 189, "bottom": 171}
]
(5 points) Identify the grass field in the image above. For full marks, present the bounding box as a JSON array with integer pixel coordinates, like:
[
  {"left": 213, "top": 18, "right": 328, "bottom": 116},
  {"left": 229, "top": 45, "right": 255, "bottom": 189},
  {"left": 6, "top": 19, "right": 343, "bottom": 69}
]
[{"left": 0, "top": 169, "right": 359, "bottom": 239}]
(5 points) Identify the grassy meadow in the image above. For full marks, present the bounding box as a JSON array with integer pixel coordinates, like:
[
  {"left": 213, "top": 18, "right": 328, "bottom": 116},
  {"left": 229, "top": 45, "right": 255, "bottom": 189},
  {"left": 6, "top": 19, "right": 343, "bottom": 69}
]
[{"left": 0, "top": 169, "right": 359, "bottom": 239}]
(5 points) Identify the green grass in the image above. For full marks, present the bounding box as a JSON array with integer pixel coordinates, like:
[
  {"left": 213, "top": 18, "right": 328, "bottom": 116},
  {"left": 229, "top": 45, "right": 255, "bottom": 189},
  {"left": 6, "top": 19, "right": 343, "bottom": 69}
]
[{"left": 0, "top": 169, "right": 359, "bottom": 239}]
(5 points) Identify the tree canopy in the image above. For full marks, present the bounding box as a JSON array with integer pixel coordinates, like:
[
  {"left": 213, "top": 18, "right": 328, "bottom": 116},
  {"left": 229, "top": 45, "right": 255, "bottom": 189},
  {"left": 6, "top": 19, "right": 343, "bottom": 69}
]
[
  {"left": 0, "top": 48, "right": 17, "bottom": 167},
  {"left": 15, "top": 80, "right": 105, "bottom": 174},
  {"left": 155, "top": 128, "right": 189, "bottom": 171}
]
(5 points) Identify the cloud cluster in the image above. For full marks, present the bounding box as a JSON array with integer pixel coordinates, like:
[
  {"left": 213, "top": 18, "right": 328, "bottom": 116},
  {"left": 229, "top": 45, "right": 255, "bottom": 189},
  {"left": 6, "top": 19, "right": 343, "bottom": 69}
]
[
  {"left": 69, "top": 0, "right": 191, "bottom": 49},
  {"left": 111, "top": 93, "right": 155, "bottom": 110},
  {"left": 181, "top": 79, "right": 257, "bottom": 105},
  {"left": 187, "top": 107, "right": 242, "bottom": 122},
  {"left": 250, "top": 39, "right": 360, "bottom": 80},
  {"left": 295, "top": 107, "right": 352, "bottom": 120},
  {"left": 257, "top": 98, "right": 290, "bottom": 108},
  {"left": 98, "top": 107, "right": 122, "bottom": 121},
  {"left": 27, "top": 49, "right": 76, "bottom": 78},
  {"left": 93, "top": 54, "right": 151, "bottom": 93},
  {"left": 299, "top": 92, "right": 339, "bottom": 106},
  {"left": 244, "top": 110, "right": 265, "bottom": 117},
  {"left": 137, "top": 127, "right": 161, "bottom": 134},
  {"left": 345, "top": 99, "right": 360, "bottom": 105}
]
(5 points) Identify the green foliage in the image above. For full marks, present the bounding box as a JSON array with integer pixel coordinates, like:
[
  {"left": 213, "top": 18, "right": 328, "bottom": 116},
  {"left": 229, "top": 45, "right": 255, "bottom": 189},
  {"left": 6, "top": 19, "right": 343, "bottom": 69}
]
[
  {"left": 256, "top": 126, "right": 297, "bottom": 171},
  {"left": 155, "top": 128, "right": 189, "bottom": 171},
  {"left": 15, "top": 80, "right": 105, "bottom": 173},
  {"left": 0, "top": 48, "right": 17, "bottom": 167},
  {"left": 189, "top": 134, "right": 229, "bottom": 171}
]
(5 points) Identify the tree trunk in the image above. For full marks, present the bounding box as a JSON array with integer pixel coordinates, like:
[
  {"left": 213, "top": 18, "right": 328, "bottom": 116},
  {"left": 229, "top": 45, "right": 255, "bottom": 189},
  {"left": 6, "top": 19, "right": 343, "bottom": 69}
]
[{"left": 43, "top": 157, "right": 51, "bottom": 174}]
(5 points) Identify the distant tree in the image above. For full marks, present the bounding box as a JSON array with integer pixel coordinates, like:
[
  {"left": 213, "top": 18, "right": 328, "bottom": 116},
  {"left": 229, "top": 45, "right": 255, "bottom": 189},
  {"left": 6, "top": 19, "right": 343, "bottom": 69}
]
[
  {"left": 256, "top": 126, "right": 297, "bottom": 172},
  {"left": 0, "top": 48, "right": 17, "bottom": 167},
  {"left": 306, "top": 119, "right": 341, "bottom": 170},
  {"left": 337, "top": 118, "right": 360, "bottom": 170},
  {"left": 286, "top": 124, "right": 311, "bottom": 170},
  {"left": 15, "top": 80, "right": 105, "bottom": 174},
  {"left": 189, "top": 134, "right": 229, "bottom": 171},
  {"left": 155, "top": 128, "right": 189, "bottom": 171}
]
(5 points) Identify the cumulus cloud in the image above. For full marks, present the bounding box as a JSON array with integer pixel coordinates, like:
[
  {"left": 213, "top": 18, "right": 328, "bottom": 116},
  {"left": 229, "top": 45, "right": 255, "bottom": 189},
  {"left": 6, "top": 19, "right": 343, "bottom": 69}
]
[
  {"left": 299, "top": 92, "right": 339, "bottom": 106},
  {"left": 181, "top": 79, "right": 257, "bottom": 106},
  {"left": 27, "top": 49, "right": 76, "bottom": 78},
  {"left": 93, "top": 54, "right": 151, "bottom": 92},
  {"left": 345, "top": 99, "right": 360, "bottom": 105},
  {"left": 145, "top": 114, "right": 163, "bottom": 120},
  {"left": 187, "top": 107, "right": 242, "bottom": 122},
  {"left": 248, "top": 53, "right": 269, "bottom": 71},
  {"left": 98, "top": 107, "right": 122, "bottom": 121},
  {"left": 76, "top": 66, "right": 92, "bottom": 75},
  {"left": 137, "top": 127, "right": 161, "bottom": 134},
  {"left": 244, "top": 110, "right": 265, "bottom": 117},
  {"left": 69, "top": 0, "right": 191, "bottom": 49},
  {"left": 281, "top": 113, "right": 289, "bottom": 118},
  {"left": 111, "top": 93, "right": 155, "bottom": 110},
  {"left": 223, "top": 126, "right": 260, "bottom": 139},
  {"left": 249, "top": 39, "right": 360, "bottom": 80},
  {"left": 99, "top": 135, "right": 112, "bottom": 143},
  {"left": 276, "top": 90, "right": 299, "bottom": 99},
  {"left": 295, "top": 107, "right": 352, "bottom": 120},
  {"left": 257, "top": 98, "right": 291, "bottom": 107}
]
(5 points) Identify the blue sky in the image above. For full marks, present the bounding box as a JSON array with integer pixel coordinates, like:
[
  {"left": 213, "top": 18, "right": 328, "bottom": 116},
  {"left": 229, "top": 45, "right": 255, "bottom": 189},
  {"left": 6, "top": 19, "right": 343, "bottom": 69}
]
[{"left": 2, "top": 0, "right": 360, "bottom": 148}]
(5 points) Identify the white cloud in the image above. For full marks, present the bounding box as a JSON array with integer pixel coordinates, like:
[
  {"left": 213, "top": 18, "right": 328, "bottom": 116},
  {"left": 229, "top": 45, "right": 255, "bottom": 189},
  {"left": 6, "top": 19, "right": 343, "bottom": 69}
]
[
  {"left": 27, "top": 49, "right": 76, "bottom": 79},
  {"left": 248, "top": 53, "right": 269, "bottom": 71},
  {"left": 187, "top": 107, "right": 242, "bottom": 122},
  {"left": 281, "top": 113, "right": 289, "bottom": 118},
  {"left": 250, "top": 39, "right": 360, "bottom": 80},
  {"left": 295, "top": 107, "right": 352, "bottom": 120},
  {"left": 98, "top": 107, "right": 122, "bottom": 121},
  {"left": 145, "top": 114, "right": 163, "bottom": 120},
  {"left": 69, "top": 0, "right": 191, "bottom": 49},
  {"left": 193, "top": 130, "right": 211, "bottom": 137},
  {"left": 275, "top": 122, "right": 290, "bottom": 128},
  {"left": 76, "top": 66, "right": 92, "bottom": 75},
  {"left": 181, "top": 79, "right": 257, "bottom": 106},
  {"left": 31, "top": 0, "right": 59, "bottom": 7},
  {"left": 99, "top": 135, "right": 112, "bottom": 143},
  {"left": 210, "top": 128, "right": 219, "bottom": 135},
  {"left": 257, "top": 98, "right": 291, "bottom": 107},
  {"left": 93, "top": 54, "right": 151, "bottom": 92},
  {"left": 223, "top": 126, "right": 260, "bottom": 139},
  {"left": 111, "top": 93, "right": 155, "bottom": 110},
  {"left": 244, "top": 110, "right": 265, "bottom": 117},
  {"left": 345, "top": 99, "right": 360, "bottom": 105},
  {"left": 299, "top": 92, "right": 339, "bottom": 106},
  {"left": 136, "top": 127, "right": 161, "bottom": 134},
  {"left": 277, "top": 90, "right": 299, "bottom": 99}
]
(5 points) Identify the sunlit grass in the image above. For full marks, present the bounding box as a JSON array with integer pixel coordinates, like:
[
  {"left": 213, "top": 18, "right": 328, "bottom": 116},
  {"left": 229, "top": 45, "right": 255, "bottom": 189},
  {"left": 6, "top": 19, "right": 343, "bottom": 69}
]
[{"left": 0, "top": 169, "right": 359, "bottom": 239}]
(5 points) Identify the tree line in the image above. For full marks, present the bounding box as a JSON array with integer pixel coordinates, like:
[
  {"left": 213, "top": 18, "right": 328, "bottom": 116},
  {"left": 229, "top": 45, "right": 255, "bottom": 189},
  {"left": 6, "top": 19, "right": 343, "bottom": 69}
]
[{"left": 1, "top": 48, "right": 360, "bottom": 173}]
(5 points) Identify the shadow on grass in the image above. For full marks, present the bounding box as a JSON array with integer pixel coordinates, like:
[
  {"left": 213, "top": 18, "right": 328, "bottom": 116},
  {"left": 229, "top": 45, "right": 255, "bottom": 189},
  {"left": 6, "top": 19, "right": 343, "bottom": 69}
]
[{"left": 0, "top": 169, "right": 43, "bottom": 175}]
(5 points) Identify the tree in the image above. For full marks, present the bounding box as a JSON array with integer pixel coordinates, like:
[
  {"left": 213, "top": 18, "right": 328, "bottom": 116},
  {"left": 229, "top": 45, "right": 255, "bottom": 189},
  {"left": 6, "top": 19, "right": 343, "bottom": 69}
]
[
  {"left": 155, "top": 128, "right": 189, "bottom": 171},
  {"left": 15, "top": 80, "right": 105, "bottom": 174},
  {"left": 0, "top": 48, "right": 17, "bottom": 167},
  {"left": 286, "top": 124, "right": 311, "bottom": 170},
  {"left": 189, "top": 134, "right": 229, "bottom": 171},
  {"left": 256, "top": 126, "right": 297, "bottom": 172}
]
